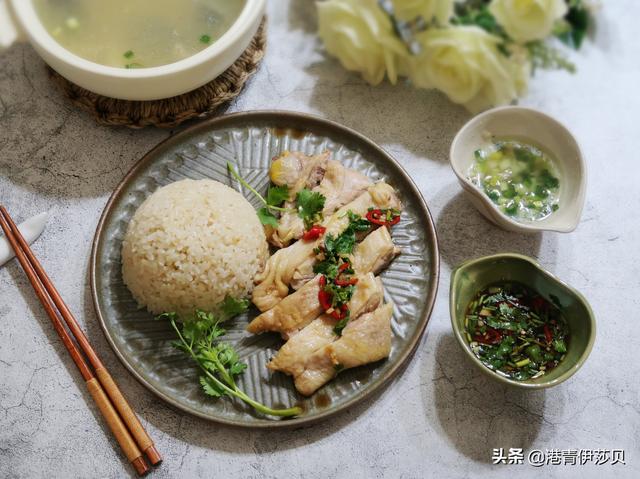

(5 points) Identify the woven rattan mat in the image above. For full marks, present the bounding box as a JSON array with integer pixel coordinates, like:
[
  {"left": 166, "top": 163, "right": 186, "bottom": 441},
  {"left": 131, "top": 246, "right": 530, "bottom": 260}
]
[{"left": 48, "top": 20, "right": 266, "bottom": 129}]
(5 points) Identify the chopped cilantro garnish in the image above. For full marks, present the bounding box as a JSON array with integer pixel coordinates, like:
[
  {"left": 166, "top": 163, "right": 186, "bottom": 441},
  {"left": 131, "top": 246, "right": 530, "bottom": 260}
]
[{"left": 296, "top": 188, "right": 325, "bottom": 228}]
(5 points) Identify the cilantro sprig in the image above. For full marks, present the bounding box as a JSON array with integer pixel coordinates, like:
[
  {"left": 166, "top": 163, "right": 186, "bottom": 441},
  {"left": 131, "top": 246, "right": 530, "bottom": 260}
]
[
  {"left": 157, "top": 297, "right": 302, "bottom": 417},
  {"left": 227, "top": 162, "right": 327, "bottom": 229},
  {"left": 227, "top": 162, "right": 292, "bottom": 227}
]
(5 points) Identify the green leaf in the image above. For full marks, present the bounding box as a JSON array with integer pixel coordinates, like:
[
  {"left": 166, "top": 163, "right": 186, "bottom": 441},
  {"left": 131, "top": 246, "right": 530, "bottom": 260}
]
[
  {"left": 333, "top": 317, "right": 349, "bottom": 336},
  {"left": 296, "top": 188, "right": 325, "bottom": 227},
  {"left": 495, "top": 338, "right": 514, "bottom": 358},
  {"left": 556, "top": 2, "right": 589, "bottom": 49},
  {"left": 452, "top": 4, "right": 504, "bottom": 37},
  {"left": 485, "top": 316, "right": 519, "bottom": 331},
  {"left": 347, "top": 211, "right": 370, "bottom": 232},
  {"left": 324, "top": 282, "right": 355, "bottom": 308},
  {"left": 313, "top": 259, "right": 339, "bottom": 279},
  {"left": 181, "top": 311, "right": 213, "bottom": 343},
  {"left": 257, "top": 207, "right": 278, "bottom": 227},
  {"left": 200, "top": 376, "right": 225, "bottom": 397},
  {"left": 525, "top": 344, "right": 544, "bottom": 363},
  {"left": 266, "top": 185, "right": 290, "bottom": 207},
  {"left": 229, "top": 362, "right": 247, "bottom": 376},
  {"left": 499, "top": 302, "right": 514, "bottom": 316},
  {"left": 200, "top": 34, "right": 211, "bottom": 44},
  {"left": 219, "top": 296, "right": 249, "bottom": 321},
  {"left": 123, "top": 50, "right": 134, "bottom": 59},
  {"left": 333, "top": 230, "right": 357, "bottom": 256},
  {"left": 553, "top": 338, "right": 567, "bottom": 353}
]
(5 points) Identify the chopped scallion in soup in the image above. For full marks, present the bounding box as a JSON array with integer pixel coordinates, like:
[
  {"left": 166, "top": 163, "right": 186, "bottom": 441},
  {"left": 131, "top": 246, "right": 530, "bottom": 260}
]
[
  {"left": 468, "top": 140, "right": 561, "bottom": 222},
  {"left": 34, "top": 0, "right": 246, "bottom": 68}
]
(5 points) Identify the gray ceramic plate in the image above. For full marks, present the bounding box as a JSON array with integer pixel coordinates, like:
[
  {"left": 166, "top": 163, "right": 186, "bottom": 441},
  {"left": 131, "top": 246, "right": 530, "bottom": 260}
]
[{"left": 91, "top": 111, "right": 439, "bottom": 427}]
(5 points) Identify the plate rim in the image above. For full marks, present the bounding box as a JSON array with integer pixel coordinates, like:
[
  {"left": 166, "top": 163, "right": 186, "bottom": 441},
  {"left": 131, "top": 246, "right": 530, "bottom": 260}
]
[{"left": 90, "top": 110, "right": 440, "bottom": 428}]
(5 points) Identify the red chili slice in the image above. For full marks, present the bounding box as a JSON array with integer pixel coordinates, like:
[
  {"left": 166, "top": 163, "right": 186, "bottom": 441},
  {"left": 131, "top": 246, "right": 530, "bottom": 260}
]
[
  {"left": 366, "top": 209, "right": 400, "bottom": 227},
  {"left": 474, "top": 327, "right": 502, "bottom": 345},
  {"left": 366, "top": 209, "right": 386, "bottom": 226},
  {"left": 318, "top": 276, "right": 332, "bottom": 311},
  {"left": 543, "top": 324, "right": 553, "bottom": 344},
  {"left": 302, "top": 224, "right": 326, "bottom": 241},
  {"left": 334, "top": 262, "right": 358, "bottom": 286},
  {"left": 330, "top": 304, "right": 348, "bottom": 320},
  {"left": 532, "top": 296, "right": 547, "bottom": 311}
]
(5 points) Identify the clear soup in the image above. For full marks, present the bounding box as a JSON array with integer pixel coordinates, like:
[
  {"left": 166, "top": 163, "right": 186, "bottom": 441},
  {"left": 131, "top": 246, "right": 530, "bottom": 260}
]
[{"left": 34, "top": 0, "right": 246, "bottom": 69}]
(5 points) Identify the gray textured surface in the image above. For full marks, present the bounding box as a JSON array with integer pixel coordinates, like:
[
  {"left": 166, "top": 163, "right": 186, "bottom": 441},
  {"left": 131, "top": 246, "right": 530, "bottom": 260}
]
[{"left": 0, "top": 1, "right": 638, "bottom": 478}]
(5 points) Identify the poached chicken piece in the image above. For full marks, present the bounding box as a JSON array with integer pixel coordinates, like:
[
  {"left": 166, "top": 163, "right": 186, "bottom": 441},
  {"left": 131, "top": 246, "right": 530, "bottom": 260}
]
[
  {"left": 292, "top": 303, "right": 394, "bottom": 396},
  {"left": 244, "top": 151, "right": 403, "bottom": 398},
  {"left": 352, "top": 225, "right": 401, "bottom": 275},
  {"left": 271, "top": 160, "right": 373, "bottom": 247},
  {"left": 289, "top": 182, "right": 403, "bottom": 290},
  {"left": 316, "top": 160, "right": 373, "bottom": 216},
  {"left": 247, "top": 274, "right": 324, "bottom": 336},
  {"left": 267, "top": 275, "right": 384, "bottom": 376},
  {"left": 269, "top": 151, "right": 329, "bottom": 199},
  {"left": 252, "top": 182, "right": 402, "bottom": 312},
  {"left": 248, "top": 227, "right": 399, "bottom": 337}
]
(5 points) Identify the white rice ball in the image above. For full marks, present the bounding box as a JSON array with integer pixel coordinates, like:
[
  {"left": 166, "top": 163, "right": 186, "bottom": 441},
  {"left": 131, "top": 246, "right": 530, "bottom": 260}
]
[{"left": 121, "top": 179, "right": 267, "bottom": 317}]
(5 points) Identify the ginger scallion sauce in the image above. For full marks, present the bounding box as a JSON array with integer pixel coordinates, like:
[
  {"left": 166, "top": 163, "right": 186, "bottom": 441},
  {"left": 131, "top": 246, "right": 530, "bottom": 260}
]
[{"left": 469, "top": 140, "right": 561, "bottom": 222}]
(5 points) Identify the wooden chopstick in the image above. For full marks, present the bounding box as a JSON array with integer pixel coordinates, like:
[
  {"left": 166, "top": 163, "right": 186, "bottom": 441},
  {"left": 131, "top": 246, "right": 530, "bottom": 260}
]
[
  {"left": 0, "top": 207, "right": 159, "bottom": 475},
  {"left": 0, "top": 205, "right": 162, "bottom": 466}
]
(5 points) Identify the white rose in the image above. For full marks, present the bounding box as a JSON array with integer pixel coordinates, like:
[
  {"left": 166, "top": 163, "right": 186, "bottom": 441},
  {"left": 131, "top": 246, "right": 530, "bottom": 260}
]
[
  {"left": 317, "top": 0, "right": 409, "bottom": 85},
  {"left": 391, "top": 0, "right": 454, "bottom": 24},
  {"left": 489, "top": 0, "right": 568, "bottom": 43},
  {"left": 410, "top": 26, "right": 528, "bottom": 112}
]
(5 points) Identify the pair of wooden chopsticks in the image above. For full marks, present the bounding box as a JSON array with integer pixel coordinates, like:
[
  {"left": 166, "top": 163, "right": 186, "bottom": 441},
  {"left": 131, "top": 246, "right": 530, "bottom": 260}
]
[{"left": 0, "top": 206, "right": 161, "bottom": 476}]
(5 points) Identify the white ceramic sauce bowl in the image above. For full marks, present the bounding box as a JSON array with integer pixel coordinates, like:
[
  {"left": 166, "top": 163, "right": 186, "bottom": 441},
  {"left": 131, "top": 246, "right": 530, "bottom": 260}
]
[
  {"left": 450, "top": 106, "right": 587, "bottom": 234},
  {"left": 0, "top": 0, "right": 265, "bottom": 100}
]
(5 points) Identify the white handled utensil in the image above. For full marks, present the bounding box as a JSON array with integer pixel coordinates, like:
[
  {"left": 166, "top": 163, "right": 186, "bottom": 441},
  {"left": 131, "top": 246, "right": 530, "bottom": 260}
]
[{"left": 0, "top": 212, "right": 48, "bottom": 267}]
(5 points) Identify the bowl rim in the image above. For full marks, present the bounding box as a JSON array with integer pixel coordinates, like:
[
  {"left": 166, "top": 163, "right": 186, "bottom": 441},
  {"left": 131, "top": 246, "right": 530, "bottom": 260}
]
[
  {"left": 449, "top": 106, "right": 587, "bottom": 234},
  {"left": 10, "top": 0, "right": 265, "bottom": 78},
  {"left": 89, "top": 109, "right": 442, "bottom": 427},
  {"left": 449, "top": 252, "right": 596, "bottom": 389}
]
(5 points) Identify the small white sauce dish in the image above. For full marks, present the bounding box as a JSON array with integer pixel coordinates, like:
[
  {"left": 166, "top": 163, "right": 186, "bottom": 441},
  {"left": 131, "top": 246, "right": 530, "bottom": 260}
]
[
  {"left": 0, "top": 0, "right": 265, "bottom": 101},
  {"left": 450, "top": 106, "right": 587, "bottom": 234}
]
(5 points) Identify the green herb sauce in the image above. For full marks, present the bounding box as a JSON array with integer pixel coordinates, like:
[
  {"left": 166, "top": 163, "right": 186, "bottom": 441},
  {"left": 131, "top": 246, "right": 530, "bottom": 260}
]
[
  {"left": 469, "top": 140, "right": 561, "bottom": 221},
  {"left": 464, "top": 282, "right": 569, "bottom": 381}
]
